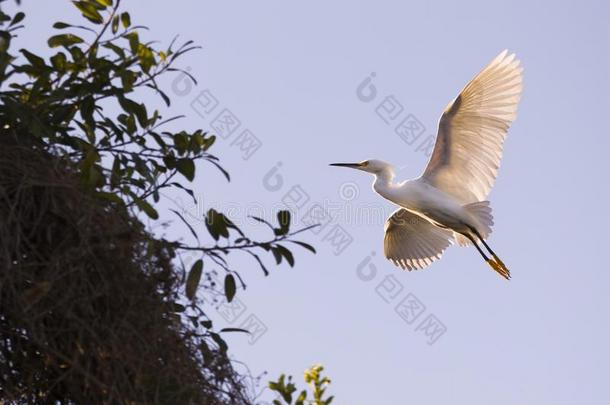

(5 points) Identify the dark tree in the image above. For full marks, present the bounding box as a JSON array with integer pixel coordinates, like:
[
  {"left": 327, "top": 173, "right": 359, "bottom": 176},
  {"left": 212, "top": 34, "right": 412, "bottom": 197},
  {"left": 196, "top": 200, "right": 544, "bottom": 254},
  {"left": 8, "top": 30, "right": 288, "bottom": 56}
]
[{"left": 0, "top": 1, "right": 314, "bottom": 403}]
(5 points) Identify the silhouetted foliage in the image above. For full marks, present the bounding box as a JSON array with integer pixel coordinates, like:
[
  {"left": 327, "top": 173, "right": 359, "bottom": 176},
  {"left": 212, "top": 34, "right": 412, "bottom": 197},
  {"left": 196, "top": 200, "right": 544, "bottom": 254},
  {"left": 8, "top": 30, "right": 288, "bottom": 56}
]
[{"left": 0, "top": 0, "right": 315, "bottom": 403}]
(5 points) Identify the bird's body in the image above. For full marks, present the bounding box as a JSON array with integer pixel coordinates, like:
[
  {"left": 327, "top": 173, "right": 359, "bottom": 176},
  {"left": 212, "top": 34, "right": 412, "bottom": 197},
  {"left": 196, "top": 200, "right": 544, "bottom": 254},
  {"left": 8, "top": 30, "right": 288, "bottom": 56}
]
[
  {"left": 374, "top": 174, "right": 469, "bottom": 232},
  {"left": 332, "top": 50, "right": 523, "bottom": 279}
]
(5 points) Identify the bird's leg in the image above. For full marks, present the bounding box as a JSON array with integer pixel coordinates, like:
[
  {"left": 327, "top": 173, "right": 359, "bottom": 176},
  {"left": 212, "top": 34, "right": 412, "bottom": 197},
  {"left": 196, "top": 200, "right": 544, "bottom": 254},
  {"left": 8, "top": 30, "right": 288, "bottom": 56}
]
[
  {"left": 463, "top": 233, "right": 490, "bottom": 261},
  {"left": 467, "top": 227, "right": 510, "bottom": 280},
  {"left": 462, "top": 232, "right": 510, "bottom": 280},
  {"left": 481, "top": 240, "right": 509, "bottom": 276}
]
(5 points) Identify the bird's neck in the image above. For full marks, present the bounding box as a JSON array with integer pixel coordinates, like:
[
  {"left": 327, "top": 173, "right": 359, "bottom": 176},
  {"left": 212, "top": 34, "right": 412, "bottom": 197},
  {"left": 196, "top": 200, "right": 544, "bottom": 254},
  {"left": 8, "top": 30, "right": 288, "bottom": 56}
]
[{"left": 372, "top": 167, "right": 397, "bottom": 199}]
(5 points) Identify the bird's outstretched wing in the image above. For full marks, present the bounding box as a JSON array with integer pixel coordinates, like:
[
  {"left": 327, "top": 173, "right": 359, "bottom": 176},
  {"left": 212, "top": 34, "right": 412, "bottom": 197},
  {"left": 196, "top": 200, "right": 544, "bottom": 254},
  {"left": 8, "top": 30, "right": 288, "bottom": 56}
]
[
  {"left": 421, "top": 50, "right": 523, "bottom": 204},
  {"left": 384, "top": 209, "right": 453, "bottom": 271}
]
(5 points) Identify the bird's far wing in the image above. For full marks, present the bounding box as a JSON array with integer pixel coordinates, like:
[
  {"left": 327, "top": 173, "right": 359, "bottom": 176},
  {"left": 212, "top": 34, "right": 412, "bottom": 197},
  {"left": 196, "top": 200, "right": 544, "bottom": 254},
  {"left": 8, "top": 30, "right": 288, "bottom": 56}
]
[
  {"left": 420, "top": 50, "right": 523, "bottom": 203},
  {"left": 384, "top": 209, "right": 453, "bottom": 271}
]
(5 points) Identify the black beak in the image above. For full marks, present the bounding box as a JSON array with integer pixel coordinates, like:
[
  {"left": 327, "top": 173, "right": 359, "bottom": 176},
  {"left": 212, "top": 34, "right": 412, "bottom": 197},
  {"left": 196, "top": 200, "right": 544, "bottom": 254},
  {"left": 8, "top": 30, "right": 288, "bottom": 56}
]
[{"left": 329, "top": 162, "right": 363, "bottom": 169}]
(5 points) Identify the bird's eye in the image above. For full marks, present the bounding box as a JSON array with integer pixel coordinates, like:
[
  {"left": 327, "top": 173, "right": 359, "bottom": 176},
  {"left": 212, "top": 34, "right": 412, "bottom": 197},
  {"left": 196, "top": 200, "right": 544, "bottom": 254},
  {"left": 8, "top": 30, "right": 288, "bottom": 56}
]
[{"left": 361, "top": 160, "right": 369, "bottom": 167}]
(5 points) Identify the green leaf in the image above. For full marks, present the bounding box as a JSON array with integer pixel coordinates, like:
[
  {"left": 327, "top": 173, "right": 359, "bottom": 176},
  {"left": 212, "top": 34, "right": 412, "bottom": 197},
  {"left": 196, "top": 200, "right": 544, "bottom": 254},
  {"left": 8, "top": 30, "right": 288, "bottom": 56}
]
[
  {"left": 205, "top": 158, "right": 231, "bottom": 182},
  {"left": 111, "top": 15, "right": 119, "bottom": 34},
  {"left": 124, "top": 114, "right": 136, "bottom": 134},
  {"left": 68, "top": 46, "right": 86, "bottom": 65},
  {"left": 52, "top": 22, "right": 72, "bottom": 29},
  {"left": 210, "top": 332, "right": 228, "bottom": 353},
  {"left": 275, "top": 245, "right": 295, "bottom": 267},
  {"left": 48, "top": 34, "right": 84, "bottom": 48},
  {"left": 125, "top": 31, "right": 139, "bottom": 53},
  {"left": 288, "top": 240, "right": 316, "bottom": 254},
  {"left": 19, "top": 49, "right": 46, "bottom": 69},
  {"left": 117, "top": 95, "right": 147, "bottom": 126},
  {"left": 224, "top": 274, "right": 236, "bottom": 302},
  {"left": 170, "top": 209, "right": 199, "bottom": 242},
  {"left": 137, "top": 43, "right": 155, "bottom": 73},
  {"left": 186, "top": 259, "right": 203, "bottom": 300},
  {"left": 202, "top": 134, "right": 216, "bottom": 151},
  {"left": 275, "top": 210, "right": 291, "bottom": 235},
  {"left": 219, "top": 327, "right": 249, "bottom": 334},
  {"left": 250, "top": 215, "right": 274, "bottom": 230},
  {"left": 190, "top": 131, "right": 204, "bottom": 153},
  {"left": 94, "top": 0, "right": 113, "bottom": 6},
  {"left": 103, "top": 42, "right": 125, "bottom": 59},
  {"left": 155, "top": 87, "right": 171, "bottom": 106},
  {"left": 281, "top": 385, "right": 295, "bottom": 402},
  {"left": 80, "top": 148, "right": 100, "bottom": 173},
  {"left": 110, "top": 156, "right": 121, "bottom": 188},
  {"left": 80, "top": 95, "right": 95, "bottom": 125},
  {"left": 10, "top": 12, "right": 25, "bottom": 27},
  {"left": 73, "top": 1, "right": 104, "bottom": 24},
  {"left": 271, "top": 247, "right": 282, "bottom": 265},
  {"left": 50, "top": 52, "right": 67, "bottom": 71},
  {"left": 205, "top": 209, "right": 230, "bottom": 240},
  {"left": 120, "top": 12, "right": 131, "bottom": 28},
  {"left": 170, "top": 182, "right": 196, "bottom": 205},
  {"left": 251, "top": 253, "right": 269, "bottom": 276},
  {"left": 95, "top": 191, "right": 122, "bottom": 204},
  {"left": 296, "top": 390, "right": 307, "bottom": 405},
  {"left": 175, "top": 158, "right": 195, "bottom": 181},
  {"left": 135, "top": 199, "right": 158, "bottom": 219},
  {"left": 174, "top": 132, "right": 188, "bottom": 155},
  {"left": 133, "top": 102, "right": 148, "bottom": 127},
  {"left": 0, "top": 31, "right": 10, "bottom": 53}
]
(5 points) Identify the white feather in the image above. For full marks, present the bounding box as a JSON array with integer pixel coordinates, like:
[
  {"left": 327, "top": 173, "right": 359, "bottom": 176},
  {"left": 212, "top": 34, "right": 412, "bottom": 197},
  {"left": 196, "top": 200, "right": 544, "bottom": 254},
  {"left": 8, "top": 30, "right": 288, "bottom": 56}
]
[{"left": 421, "top": 50, "right": 523, "bottom": 203}]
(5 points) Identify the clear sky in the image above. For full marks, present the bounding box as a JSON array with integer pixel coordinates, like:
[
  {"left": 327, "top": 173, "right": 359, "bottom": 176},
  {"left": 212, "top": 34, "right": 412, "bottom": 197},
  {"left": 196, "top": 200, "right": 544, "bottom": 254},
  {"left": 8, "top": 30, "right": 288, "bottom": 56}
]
[{"left": 6, "top": 0, "right": 610, "bottom": 404}]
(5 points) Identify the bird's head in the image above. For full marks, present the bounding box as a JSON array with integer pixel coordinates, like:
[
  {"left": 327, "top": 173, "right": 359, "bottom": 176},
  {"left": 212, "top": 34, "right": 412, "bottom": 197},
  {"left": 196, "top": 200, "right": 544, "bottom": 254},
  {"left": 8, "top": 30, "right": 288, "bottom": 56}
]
[{"left": 330, "top": 159, "right": 393, "bottom": 175}]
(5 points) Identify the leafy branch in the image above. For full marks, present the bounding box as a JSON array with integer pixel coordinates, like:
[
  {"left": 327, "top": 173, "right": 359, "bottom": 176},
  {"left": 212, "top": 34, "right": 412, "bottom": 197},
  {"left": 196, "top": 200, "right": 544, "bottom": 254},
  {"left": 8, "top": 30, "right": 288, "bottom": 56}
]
[
  {"left": 0, "top": 0, "right": 317, "bottom": 357},
  {"left": 269, "top": 364, "right": 334, "bottom": 405}
]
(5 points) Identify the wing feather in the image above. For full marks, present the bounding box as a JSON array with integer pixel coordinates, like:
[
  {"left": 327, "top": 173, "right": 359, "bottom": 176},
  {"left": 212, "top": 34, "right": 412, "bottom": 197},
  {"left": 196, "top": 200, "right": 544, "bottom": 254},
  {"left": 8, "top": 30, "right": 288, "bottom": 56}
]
[
  {"left": 384, "top": 209, "right": 453, "bottom": 271},
  {"left": 421, "top": 50, "right": 523, "bottom": 203}
]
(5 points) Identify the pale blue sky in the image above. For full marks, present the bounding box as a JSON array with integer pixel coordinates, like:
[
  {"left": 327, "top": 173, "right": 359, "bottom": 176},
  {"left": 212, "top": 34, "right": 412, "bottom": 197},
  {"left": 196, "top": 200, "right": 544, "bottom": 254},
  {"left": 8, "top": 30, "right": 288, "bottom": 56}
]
[{"left": 6, "top": 1, "right": 610, "bottom": 404}]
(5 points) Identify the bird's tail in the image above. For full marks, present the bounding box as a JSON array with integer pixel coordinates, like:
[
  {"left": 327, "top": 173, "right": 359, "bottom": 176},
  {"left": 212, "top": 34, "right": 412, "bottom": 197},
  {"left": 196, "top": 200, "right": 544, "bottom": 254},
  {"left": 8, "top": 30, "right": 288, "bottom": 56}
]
[{"left": 454, "top": 201, "right": 494, "bottom": 246}]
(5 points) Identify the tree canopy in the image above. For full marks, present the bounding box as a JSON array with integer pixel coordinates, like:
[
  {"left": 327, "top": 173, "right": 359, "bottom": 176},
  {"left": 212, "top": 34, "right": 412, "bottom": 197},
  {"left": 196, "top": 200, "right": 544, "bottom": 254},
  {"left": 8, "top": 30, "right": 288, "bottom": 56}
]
[{"left": 0, "top": 1, "right": 319, "bottom": 403}]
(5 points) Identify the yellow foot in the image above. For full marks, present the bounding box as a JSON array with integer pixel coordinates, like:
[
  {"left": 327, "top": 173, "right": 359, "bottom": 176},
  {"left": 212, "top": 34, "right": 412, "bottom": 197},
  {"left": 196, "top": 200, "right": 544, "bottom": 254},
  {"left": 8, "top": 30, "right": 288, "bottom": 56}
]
[
  {"left": 492, "top": 254, "right": 507, "bottom": 270},
  {"left": 487, "top": 259, "right": 511, "bottom": 280},
  {"left": 492, "top": 254, "right": 511, "bottom": 279}
]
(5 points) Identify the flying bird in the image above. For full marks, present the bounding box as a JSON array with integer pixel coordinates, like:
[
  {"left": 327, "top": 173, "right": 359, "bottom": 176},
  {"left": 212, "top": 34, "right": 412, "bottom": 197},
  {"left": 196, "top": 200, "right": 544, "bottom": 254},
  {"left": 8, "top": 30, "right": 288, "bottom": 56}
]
[{"left": 332, "top": 50, "right": 522, "bottom": 279}]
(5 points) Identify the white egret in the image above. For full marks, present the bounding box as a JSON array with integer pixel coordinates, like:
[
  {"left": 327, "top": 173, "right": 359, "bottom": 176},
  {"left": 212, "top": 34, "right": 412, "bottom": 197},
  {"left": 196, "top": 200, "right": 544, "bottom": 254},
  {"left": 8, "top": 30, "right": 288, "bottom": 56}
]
[{"left": 332, "top": 50, "right": 522, "bottom": 279}]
